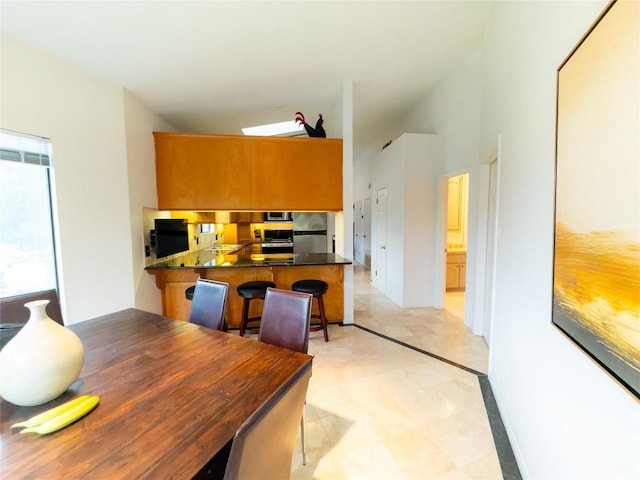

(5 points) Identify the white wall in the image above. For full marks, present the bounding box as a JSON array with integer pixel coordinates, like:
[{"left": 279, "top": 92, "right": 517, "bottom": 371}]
[
  {"left": 123, "top": 91, "right": 174, "bottom": 314},
  {"left": 353, "top": 157, "right": 372, "bottom": 205},
  {"left": 353, "top": 154, "right": 374, "bottom": 269},
  {"left": 371, "top": 133, "right": 441, "bottom": 307},
  {"left": 372, "top": 138, "right": 406, "bottom": 304},
  {"left": 479, "top": 1, "right": 639, "bottom": 478},
  {"left": 360, "top": 1, "right": 639, "bottom": 477},
  {"left": 401, "top": 134, "right": 442, "bottom": 307},
  {"left": 1, "top": 36, "right": 169, "bottom": 324},
  {"left": 366, "top": 47, "right": 486, "bottom": 326},
  {"left": 340, "top": 80, "right": 355, "bottom": 324},
  {"left": 401, "top": 49, "right": 486, "bottom": 330}
]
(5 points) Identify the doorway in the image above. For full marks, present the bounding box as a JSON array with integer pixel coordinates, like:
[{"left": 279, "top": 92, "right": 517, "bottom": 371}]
[
  {"left": 375, "top": 188, "right": 388, "bottom": 293},
  {"left": 364, "top": 198, "right": 371, "bottom": 268},
  {"left": 355, "top": 200, "right": 365, "bottom": 265},
  {"left": 444, "top": 173, "right": 469, "bottom": 320}
]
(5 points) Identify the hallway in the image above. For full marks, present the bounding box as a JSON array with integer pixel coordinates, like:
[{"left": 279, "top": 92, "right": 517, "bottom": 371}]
[
  {"left": 354, "top": 265, "right": 488, "bottom": 374},
  {"left": 291, "top": 265, "right": 516, "bottom": 479}
]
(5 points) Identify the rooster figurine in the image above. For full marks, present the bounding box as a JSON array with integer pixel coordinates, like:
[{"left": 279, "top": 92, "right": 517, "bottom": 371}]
[{"left": 295, "top": 112, "right": 326, "bottom": 138}]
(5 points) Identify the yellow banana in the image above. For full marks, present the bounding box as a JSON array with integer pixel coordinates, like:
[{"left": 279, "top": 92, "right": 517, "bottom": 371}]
[
  {"left": 20, "top": 395, "right": 100, "bottom": 435},
  {"left": 10, "top": 395, "right": 91, "bottom": 429}
]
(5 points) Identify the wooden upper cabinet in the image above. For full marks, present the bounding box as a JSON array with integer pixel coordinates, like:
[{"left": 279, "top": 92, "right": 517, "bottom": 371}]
[
  {"left": 252, "top": 136, "right": 343, "bottom": 210},
  {"left": 154, "top": 133, "right": 255, "bottom": 210},
  {"left": 154, "top": 133, "right": 343, "bottom": 211}
]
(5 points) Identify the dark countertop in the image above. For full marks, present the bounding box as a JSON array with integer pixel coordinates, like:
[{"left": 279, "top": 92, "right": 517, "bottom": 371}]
[{"left": 146, "top": 251, "right": 352, "bottom": 270}]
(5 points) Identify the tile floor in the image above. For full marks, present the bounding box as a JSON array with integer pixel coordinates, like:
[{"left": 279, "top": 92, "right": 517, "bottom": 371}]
[{"left": 288, "top": 264, "right": 503, "bottom": 479}]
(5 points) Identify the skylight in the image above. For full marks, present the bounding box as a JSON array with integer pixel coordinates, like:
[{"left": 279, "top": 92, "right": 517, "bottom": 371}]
[{"left": 242, "top": 120, "right": 305, "bottom": 137}]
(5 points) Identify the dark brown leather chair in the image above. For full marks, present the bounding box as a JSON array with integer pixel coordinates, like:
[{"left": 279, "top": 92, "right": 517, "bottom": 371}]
[
  {"left": 188, "top": 279, "right": 229, "bottom": 331},
  {"left": 258, "top": 287, "right": 312, "bottom": 465},
  {"left": 0, "top": 288, "right": 64, "bottom": 325},
  {"left": 258, "top": 288, "right": 312, "bottom": 354},
  {"left": 0, "top": 289, "right": 64, "bottom": 349},
  {"left": 222, "top": 361, "right": 312, "bottom": 480}
]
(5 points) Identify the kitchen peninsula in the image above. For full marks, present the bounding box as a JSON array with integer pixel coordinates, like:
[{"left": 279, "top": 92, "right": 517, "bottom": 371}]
[
  {"left": 149, "top": 131, "right": 349, "bottom": 327},
  {"left": 146, "top": 251, "right": 351, "bottom": 328}
]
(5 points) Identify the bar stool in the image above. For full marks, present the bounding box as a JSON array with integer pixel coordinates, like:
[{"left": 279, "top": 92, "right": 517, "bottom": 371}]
[
  {"left": 291, "top": 279, "right": 329, "bottom": 342},
  {"left": 237, "top": 280, "right": 276, "bottom": 336}
]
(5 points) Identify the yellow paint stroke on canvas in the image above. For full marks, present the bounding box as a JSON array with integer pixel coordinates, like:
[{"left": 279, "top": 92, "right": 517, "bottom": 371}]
[{"left": 554, "top": 223, "right": 640, "bottom": 365}]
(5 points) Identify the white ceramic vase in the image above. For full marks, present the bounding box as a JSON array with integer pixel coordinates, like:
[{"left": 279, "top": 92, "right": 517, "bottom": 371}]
[{"left": 0, "top": 299, "right": 85, "bottom": 406}]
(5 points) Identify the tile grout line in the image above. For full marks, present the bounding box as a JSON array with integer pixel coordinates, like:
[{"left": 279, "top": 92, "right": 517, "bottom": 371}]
[
  {"left": 345, "top": 323, "right": 522, "bottom": 480},
  {"left": 350, "top": 323, "right": 487, "bottom": 376}
]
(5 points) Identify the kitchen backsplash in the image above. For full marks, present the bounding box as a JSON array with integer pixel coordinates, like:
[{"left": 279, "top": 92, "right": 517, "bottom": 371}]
[
  {"left": 143, "top": 207, "right": 217, "bottom": 266},
  {"left": 142, "top": 208, "right": 295, "bottom": 266}
]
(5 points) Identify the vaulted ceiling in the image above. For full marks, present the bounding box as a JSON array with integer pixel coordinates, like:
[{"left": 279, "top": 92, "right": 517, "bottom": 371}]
[{"left": 1, "top": 1, "right": 492, "bottom": 158}]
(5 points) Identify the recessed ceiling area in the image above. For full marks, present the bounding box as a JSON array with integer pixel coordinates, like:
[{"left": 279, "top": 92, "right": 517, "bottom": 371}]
[{"left": 0, "top": 1, "right": 492, "bottom": 158}]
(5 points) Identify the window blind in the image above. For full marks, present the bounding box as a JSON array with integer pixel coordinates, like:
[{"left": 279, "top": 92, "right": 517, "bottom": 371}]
[{"left": 0, "top": 129, "right": 51, "bottom": 166}]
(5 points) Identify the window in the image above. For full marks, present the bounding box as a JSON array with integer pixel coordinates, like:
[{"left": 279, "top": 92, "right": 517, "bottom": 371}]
[
  {"left": 0, "top": 129, "right": 58, "bottom": 298},
  {"left": 199, "top": 223, "right": 213, "bottom": 234}
]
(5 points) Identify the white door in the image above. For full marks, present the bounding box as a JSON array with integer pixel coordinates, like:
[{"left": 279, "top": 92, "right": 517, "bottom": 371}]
[
  {"left": 355, "top": 200, "right": 365, "bottom": 265},
  {"left": 364, "top": 197, "right": 371, "bottom": 262},
  {"left": 376, "top": 188, "right": 388, "bottom": 293},
  {"left": 483, "top": 159, "right": 499, "bottom": 343}
]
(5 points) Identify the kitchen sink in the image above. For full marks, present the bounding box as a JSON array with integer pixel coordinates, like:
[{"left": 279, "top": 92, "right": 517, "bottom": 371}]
[{"left": 205, "top": 244, "right": 242, "bottom": 253}]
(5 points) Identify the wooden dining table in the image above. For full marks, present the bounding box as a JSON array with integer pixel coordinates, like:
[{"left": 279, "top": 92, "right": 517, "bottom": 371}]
[{"left": 0, "top": 308, "right": 312, "bottom": 479}]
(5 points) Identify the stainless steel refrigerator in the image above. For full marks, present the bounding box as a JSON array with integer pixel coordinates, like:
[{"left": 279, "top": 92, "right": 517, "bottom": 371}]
[{"left": 293, "top": 213, "right": 328, "bottom": 253}]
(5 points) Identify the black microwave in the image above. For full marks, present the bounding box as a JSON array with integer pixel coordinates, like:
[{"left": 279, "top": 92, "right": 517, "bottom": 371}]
[{"left": 265, "top": 212, "right": 292, "bottom": 222}]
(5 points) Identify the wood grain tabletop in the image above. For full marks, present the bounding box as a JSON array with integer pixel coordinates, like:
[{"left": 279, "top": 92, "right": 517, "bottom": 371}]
[{"left": 0, "top": 308, "right": 312, "bottom": 479}]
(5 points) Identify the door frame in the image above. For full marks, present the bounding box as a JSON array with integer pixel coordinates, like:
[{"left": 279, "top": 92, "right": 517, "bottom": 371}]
[
  {"left": 354, "top": 200, "right": 365, "bottom": 265},
  {"left": 363, "top": 197, "right": 371, "bottom": 268},
  {"left": 436, "top": 169, "right": 471, "bottom": 311},
  {"left": 482, "top": 157, "right": 500, "bottom": 345},
  {"left": 435, "top": 140, "right": 502, "bottom": 341}
]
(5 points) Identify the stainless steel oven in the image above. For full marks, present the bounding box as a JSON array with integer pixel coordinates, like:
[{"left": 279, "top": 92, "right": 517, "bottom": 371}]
[{"left": 261, "top": 229, "right": 294, "bottom": 254}]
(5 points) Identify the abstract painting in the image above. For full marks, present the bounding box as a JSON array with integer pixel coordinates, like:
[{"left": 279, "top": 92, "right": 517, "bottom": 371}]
[{"left": 553, "top": 0, "right": 640, "bottom": 399}]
